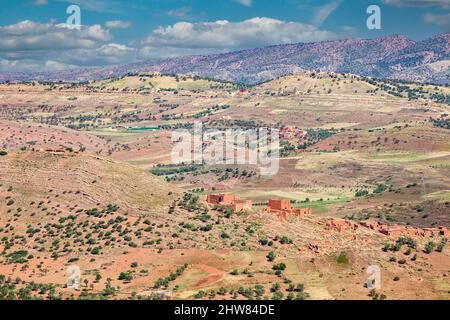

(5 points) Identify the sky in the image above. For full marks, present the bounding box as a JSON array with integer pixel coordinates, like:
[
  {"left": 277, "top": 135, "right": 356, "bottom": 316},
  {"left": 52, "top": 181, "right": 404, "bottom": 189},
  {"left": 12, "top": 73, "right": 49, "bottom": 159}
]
[{"left": 0, "top": 0, "right": 448, "bottom": 72}]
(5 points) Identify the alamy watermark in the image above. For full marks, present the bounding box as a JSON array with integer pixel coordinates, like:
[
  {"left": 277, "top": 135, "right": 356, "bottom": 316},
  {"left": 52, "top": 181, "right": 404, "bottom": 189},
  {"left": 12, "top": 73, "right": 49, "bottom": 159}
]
[
  {"left": 367, "top": 5, "right": 381, "bottom": 30},
  {"left": 66, "top": 5, "right": 81, "bottom": 30},
  {"left": 66, "top": 265, "right": 81, "bottom": 290},
  {"left": 366, "top": 265, "right": 381, "bottom": 290},
  {"left": 171, "top": 122, "right": 280, "bottom": 176}
]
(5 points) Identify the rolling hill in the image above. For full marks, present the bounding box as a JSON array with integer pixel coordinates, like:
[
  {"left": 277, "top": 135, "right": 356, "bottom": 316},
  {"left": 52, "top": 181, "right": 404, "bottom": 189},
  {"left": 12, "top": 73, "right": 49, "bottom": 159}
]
[{"left": 0, "top": 151, "right": 179, "bottom": 216}]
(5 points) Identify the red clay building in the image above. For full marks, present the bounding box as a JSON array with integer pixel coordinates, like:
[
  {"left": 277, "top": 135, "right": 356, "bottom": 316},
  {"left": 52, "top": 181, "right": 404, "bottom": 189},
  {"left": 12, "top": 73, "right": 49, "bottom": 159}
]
[
  {"left": 230, "top": 200, "right": 253, "bottom": 212},
  {"left": 266, "top": 199, "right": 312, "bottom": 219},
  {"left": 206, "top": 194, "right": 252, "bottom": 212},
  {"left": 325, "top": 219, "right": 358, "bottom": 233},
  {"left": 268, "top": 199, "right": 292, "bottom": 211},
  {"left": 206, "top": 194, "right": 236, "bottom": 206}
]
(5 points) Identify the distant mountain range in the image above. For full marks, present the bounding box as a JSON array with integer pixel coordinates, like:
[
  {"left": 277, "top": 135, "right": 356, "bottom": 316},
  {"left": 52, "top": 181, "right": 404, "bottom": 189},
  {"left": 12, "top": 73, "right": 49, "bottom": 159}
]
[{"left": 1, "top": 33, "right": 448, "bottom": 85}]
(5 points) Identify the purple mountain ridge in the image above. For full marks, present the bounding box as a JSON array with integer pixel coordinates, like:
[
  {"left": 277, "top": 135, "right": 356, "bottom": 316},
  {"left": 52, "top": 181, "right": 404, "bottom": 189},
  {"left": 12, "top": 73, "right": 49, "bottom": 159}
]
[{"left": 0, "top": 33, "right": 448, "bottom": 85}]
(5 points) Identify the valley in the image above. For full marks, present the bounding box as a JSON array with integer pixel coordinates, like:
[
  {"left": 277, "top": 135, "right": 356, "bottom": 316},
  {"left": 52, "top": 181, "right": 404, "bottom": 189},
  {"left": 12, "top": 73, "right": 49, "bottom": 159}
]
[{"left": 0, "top": 71, "right": 449, "bottom": 300}]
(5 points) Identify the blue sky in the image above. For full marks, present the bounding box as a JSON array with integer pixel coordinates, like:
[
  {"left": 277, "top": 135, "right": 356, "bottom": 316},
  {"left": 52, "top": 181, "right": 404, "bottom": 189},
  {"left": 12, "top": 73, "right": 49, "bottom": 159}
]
[{"left": 0, "top": 0, "right": 448, "bottom": 72}]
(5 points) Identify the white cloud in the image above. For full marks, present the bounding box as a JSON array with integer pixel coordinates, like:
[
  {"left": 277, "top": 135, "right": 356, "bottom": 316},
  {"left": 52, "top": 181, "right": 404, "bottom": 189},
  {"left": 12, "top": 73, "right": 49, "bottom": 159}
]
[
  {"left": 168, "top": 7, "right": 192, "bottom": 18},
  {"left": 313, "top": 0, "right": 342, "bottom": 27},
  {"left": 34, "top": 0, "right": 48, "bottom": 5},
  {"left": 43, "top": 60, "right": 78, "bottom": 70},
  {"left": 422, "top": 13, "right": 450, "bottom": 29},
  {"left": 56, "top": 0, "right": 121, "bottom": 12},
  {"left": 62, "top": 43, "right": 136, "bottom": 65},
  {"left": 383, "top": 0, "right": 450, "bottom": 8},
  {"left": 105, "top": 20, "right": 132, "bottom": 29},
  {"left": 0, "top": 20, "right": 112, "bottom": 52},
  {"left": 0, "top": 20, "right": 135, "bottom": 72},
  {"left": 0, "top": 58, "right": 78, "bottom": 72},
  {"left": 141, "top": 17, "right": 336, "bottom": 56},
  {"left": 235, "top": 0, "right": 253, "bottom": 7}
]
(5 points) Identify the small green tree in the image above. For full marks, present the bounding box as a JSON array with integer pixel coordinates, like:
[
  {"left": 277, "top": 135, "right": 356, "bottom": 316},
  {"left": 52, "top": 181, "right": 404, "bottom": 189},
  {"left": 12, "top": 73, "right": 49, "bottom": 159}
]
[
  {"left": 102, "top": 278, "right": 117, "bottom": 296},
  {"left": 267, "top": 251, "right": 276, "bottom": 262},
  {"left": 254, "top": 284, "right": 265, "bottom": 297},
  {"left": 118, "top": 271, "right": 133, "bottom": 282},
  {"left": 217, "top": 287, "right": 227, "bottom": 295},
  {"left": 273, "top": 263, "right": 286, "bottom": 271},
  {"left": 424, "top": 241, "right": 436, "bottom": 254},
  {"left": 337, "top": 252, "right": 349, "bottom": 264}
]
